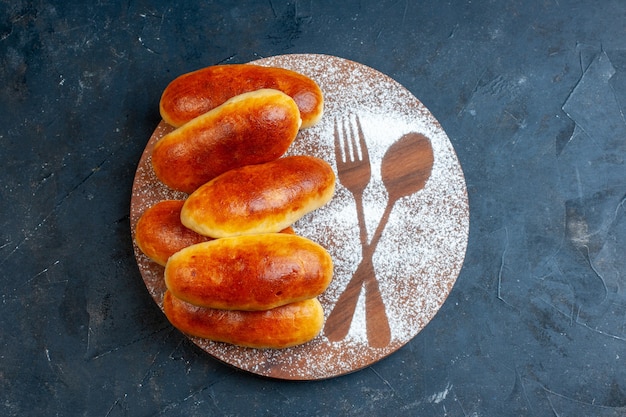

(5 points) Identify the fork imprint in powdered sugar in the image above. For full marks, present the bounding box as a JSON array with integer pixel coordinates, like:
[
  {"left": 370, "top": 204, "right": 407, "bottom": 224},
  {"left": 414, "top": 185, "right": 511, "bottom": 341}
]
[
  {"left": 324, "top": 114, "right": 435, "bottom": 348},
  {"left": 333, "top": 115, "right": 371, "bottom": 249},
  {"left": 325, "top": 114, "right": 389, "bottom": 346}
]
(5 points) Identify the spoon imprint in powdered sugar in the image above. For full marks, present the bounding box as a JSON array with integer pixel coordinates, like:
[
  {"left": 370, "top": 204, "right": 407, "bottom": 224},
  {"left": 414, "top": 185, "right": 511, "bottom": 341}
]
[{"left": 325, "top": 131, "right": 434, "bottom": 348}]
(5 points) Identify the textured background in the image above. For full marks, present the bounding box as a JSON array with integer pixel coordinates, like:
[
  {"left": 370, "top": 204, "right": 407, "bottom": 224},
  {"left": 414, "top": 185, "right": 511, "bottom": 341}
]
[{"left": 1, "top": 1, "right": 626, "bottom": 415}]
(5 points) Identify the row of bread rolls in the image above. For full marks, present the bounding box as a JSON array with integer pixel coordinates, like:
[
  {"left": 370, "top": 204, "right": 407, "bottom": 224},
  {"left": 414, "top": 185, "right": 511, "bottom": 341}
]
[
  {"left": 153, "top": 64, "right": 324, "bottom": 195},
  {"left": 152, "top": 89, "right": 303, "bottom": 194},
  {"left": 135, "top": 199, "right": 295, "bottom": 267},
  {"left": 135, "top": 64, "right": 334, "bottom": 349}
]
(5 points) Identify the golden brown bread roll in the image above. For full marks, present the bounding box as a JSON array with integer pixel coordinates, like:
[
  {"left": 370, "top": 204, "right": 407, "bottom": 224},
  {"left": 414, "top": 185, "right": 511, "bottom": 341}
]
[
  {"left": 164, "top": 233, "right": 333, "bottom": 311},
  {"left": 163, "top": 291, "right": 324, "bottom": 349},
  {"left": 181, "top": 155, "right": 335, "bottom": 238},
  {"left": 134, "top": 200, "right": 295, "bottom": 266},
  {"left": 151, "top": 89, "right": 302, "bottom": 194},
  {"left": 159, "top": 64, "right": 323, "bottom": 129},
  {"left": 134, "top": 200, "right": 212, "bottom": 266}
]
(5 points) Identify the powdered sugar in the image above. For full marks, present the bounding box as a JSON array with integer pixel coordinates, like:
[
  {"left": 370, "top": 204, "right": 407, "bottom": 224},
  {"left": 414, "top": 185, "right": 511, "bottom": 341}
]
[{"left": 130, "top": 54, "right": 469, "bottom": 380}]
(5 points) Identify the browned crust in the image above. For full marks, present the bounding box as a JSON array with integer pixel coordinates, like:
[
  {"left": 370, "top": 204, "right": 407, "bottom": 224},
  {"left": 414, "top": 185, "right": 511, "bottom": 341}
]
[
  {"left": 164, "top": 233, "right": 333, "bottom": 311},
  {"left": 181, "top": 155, "right": 336, "bottom": 238},
  {"left": 134, "top": 200, "right": 212, "bottom": 266},
  {"left": 159, "top": 64, "right": 323, "bottom": 128},
  {"left": 152, "top": 89, "right": 302, "bottom": 194},
  {"left": 134, "top": 199, "right": 296, "bottom": 266},
  {"left": 163, "top": 291, "right": 324, "bottom": 349}
]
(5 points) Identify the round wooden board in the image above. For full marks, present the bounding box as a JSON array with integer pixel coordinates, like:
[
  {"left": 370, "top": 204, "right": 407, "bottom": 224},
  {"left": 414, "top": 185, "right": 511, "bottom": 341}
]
[{"left": 130, "top": 54, "right": 469, "bottom": 380}]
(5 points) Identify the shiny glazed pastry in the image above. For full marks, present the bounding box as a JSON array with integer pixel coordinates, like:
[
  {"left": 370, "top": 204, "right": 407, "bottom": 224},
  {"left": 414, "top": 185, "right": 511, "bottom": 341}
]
[
  {"left": 134, "top": 200, "right": 213, "bottom": 266},
  {"left": 181, "top": 155, "right": 335, "bottom": 238},
  {"left": 164, "top": 233, "right": 333, "bottom": 311},
  {"left": 159, "top": 64, "right": 324, "bottom": 129},
  {"left": 151, "top": 89, "right": 302, "bottom": 194},
  {"left": 134, "top": 200, "right": 295, "bottom": 266},
  {"left": 163, "top": 291, "right": 324, "bottom": 349}
]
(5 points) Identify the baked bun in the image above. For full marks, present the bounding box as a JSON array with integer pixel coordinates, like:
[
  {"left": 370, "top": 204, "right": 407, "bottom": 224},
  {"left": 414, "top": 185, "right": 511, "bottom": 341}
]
[
  {"left": 134, "top": 200, "right": 212, "bottom": 266},
  {"left": 159, "top": 64, "right": 323, "bottom": 129},
  {"left": 151, "top": 89, "right": 302, "bottom": 194},
  {"left": 181, "top": 155, "right": 335, "bottom": 238},
  {"left": 164, "top": 233, "right": 333, "bottom": 311},
  {"left": 134, "top": 200, "right": 295, "bottom": 266},
  {"left": 163, "top": 291, "right": 324, "bottom": 349}
]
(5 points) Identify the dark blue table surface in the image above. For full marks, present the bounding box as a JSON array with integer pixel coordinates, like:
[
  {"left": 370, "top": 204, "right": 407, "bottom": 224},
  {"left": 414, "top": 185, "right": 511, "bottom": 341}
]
[{"left": 2, "top": 1, "right": 626, "bottom": 415}]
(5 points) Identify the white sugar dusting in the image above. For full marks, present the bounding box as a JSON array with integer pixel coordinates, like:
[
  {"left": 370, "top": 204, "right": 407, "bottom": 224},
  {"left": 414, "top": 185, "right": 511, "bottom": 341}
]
[{"left": 130, "top": 54, "right": 469, "bottom": 380}]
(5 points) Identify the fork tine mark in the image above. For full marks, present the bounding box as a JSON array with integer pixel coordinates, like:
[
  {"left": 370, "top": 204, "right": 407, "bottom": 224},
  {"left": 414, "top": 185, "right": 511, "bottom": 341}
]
[
  {"left": 348, "top": 115, "right": 360, "bottom": 162},
  {"left": 355, "top": 115, "right": 369, "bottom": 162},
  {"left": 341, "top": 117, "right": 352, "bottom": 162},
  {"left": 334, "top": 117, "right": 344, "bottom": 164}
]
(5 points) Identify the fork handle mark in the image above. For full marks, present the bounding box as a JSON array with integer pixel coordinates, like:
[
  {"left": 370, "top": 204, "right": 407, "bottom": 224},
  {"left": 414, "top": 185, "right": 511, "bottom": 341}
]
[
  {"left": 354, "top": 192, "right": 369, "bottom": 249},
  {"left": 325, "top": 200, "right": 395, "bottom": 343}
]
